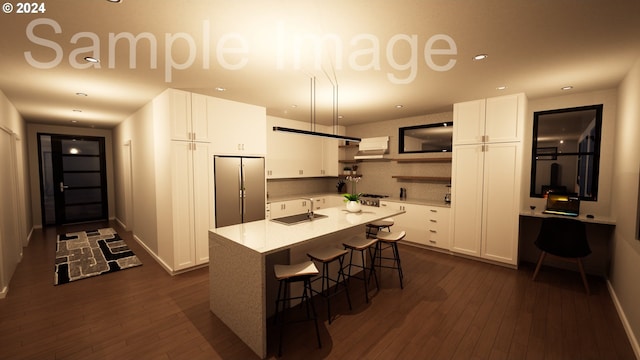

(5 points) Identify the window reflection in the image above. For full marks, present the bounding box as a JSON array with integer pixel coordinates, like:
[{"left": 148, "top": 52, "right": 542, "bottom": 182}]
[{"left": 530, "top": 105, "right": 602, "bottom": 201}]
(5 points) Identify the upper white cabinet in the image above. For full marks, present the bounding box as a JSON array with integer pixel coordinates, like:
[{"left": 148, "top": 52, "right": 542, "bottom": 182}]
[
  {"left": 451, "top": 93, "right": 526, "bottom": 266},
  {"left": 266, "top": 116, "right": 339, "bottom": 178},
  {"left": 208, "top": 96, "right": 266, "bottom": 155},
  {"left": 453, "top": 93, "right": 525, "bottom": 145},
  {"left": 167, "top": 90, "right": 211, "bottom": 142}
]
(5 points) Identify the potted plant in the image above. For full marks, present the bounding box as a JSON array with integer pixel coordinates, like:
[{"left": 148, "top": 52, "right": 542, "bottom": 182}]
[{"left": 343, "top": 175, "right": 362, "bottom": 212}]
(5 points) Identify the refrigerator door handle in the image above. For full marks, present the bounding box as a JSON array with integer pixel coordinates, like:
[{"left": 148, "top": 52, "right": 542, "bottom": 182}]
[
  {"left": 238, "top": 164, "right": 243, "bottom": 219},
  {"left": 241, "top": 163, "right": 247, "bottom": 217}
]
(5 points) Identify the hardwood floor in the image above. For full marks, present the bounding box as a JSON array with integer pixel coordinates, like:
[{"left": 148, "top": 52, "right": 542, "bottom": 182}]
[{"left": 0, "top": 220, "right": 635, "bottom": 359}]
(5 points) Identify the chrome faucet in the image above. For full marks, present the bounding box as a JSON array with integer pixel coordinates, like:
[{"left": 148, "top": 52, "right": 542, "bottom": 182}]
[{"left": 302, "top": 198, "right": 314, "bottom": 219}]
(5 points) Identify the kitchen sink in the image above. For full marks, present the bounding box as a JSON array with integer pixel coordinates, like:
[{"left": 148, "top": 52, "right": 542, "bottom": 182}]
[{"left": 271, "top": 213, "right": 328, "bottom": 225}]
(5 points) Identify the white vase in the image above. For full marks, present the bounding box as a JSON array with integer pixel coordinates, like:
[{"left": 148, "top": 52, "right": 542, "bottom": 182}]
[{"left": 346, "top": 200, "right": 361, "bottom": 213}]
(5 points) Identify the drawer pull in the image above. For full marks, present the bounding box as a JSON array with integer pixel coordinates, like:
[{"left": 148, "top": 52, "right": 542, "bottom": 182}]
[
  {"left": 429, "top": 240, "right": 436, "bottom": 244},
  {"left": 430, "top": 219, "right": 437, "bottom": 223},
  {"left": 429, "top": 230, "right": 437, "bottom": 233},
  {"left": 430, "top": 209, "right": 438, "bottom": 212}
]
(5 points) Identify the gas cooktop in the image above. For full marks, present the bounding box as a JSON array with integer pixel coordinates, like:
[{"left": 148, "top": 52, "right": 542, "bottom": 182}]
[{"left": 360, "top": 193, "right": 389, "bottom": 198}]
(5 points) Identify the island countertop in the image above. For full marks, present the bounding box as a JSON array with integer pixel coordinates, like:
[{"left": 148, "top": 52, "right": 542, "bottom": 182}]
[
  {"left": 210, "top": 205, "right": 404, "bottom": 255},
  {"left": 208, "top": 205, "right": 404, "bottom": 359}
]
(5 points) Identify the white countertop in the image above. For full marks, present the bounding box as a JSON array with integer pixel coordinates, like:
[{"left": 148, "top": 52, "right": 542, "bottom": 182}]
[{"left": 210, "top": 206, "right": 404, "bottom": 255}]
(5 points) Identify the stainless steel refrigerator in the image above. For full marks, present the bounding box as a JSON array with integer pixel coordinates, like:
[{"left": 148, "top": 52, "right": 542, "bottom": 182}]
[{"left": 214, "top": 156, "right": 266, "bottom": 227}]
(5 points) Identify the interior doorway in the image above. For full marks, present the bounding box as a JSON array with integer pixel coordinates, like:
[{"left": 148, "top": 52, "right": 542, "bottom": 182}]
[{"left": 38, "top": 134, "right": 109, "bottom": 226}]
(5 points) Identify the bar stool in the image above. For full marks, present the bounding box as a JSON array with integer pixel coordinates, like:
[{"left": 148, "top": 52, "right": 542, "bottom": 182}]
[
  {"left": 366, "top": 218, "right": 394, "bottom": 238},
  {"left": 375, "top": 230, "right": 406, "bottom": 289},
  {"left": 342, "top": 236, "right": 379, "bottom": 303},
  {"left": 307, "top": 247, "right": 352, "bottom": 324},
  {"left": 273, "top": 261, "right": 321, "bottom": 356}
]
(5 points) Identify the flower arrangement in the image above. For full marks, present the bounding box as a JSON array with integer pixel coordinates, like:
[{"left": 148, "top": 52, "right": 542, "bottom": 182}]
[{"left": 343, "top": 175, "right": 362, "bottom": 202}]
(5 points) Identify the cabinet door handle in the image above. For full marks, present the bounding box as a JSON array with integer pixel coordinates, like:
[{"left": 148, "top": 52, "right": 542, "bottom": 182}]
[
  {"left": 429, "top": 240, "right": 437, "bottom": 244},
  {"left": 430, "top": 219, "right": 437, "bottom": 222},
  {"left": 430, "top": 209, "right": 437, "bottom": 213},
  {"left": 430, "top": 230, "right": 437, "bottom": 233}
]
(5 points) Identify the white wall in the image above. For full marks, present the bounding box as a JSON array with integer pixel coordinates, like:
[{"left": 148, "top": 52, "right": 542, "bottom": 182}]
[
  {"left": 25, "top": 124, "right": 116, "bottom": 228},
  {"left": 522, "top": 89, "right": 618, "bottom": 217},
  {"left": 0, "top": 89, "right": 31, "bottom": 298},
  {"left": 610, "top": 57, "right": 640, "bottom": 357},
  {"left": 346, "top": 112, "right": 454, "bottom": 202},
  {"left": 113, "top": 100, "right": 159, "bottom": 255}
]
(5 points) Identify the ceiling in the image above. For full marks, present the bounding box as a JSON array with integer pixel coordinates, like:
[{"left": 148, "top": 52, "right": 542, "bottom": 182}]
[{"left": 1, "top": 0, "right": 640, "bottom": 129}]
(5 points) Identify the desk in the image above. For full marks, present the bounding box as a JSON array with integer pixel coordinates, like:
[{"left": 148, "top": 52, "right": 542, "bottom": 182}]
[
  {"left": 519, "top": 211, "right": 616, "bottom": 276},
  {"left": 208, "top": 206, "right": 404, "bottom": 359}
]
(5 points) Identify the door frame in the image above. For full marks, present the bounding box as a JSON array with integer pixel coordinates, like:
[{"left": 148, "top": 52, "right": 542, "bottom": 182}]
[{"left": 36, "top": 133, "right": 109, "bottom": 226}]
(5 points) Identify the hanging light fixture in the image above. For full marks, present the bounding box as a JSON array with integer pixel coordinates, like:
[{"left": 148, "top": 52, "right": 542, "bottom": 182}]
[{"left": 273, "top": 74, "right": 361, "bottom": 142}]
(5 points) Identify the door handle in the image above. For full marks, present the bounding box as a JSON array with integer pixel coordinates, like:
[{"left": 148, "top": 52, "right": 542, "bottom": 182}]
[{"left": 59, "top": 182, "right": 69, "bottom": 192}]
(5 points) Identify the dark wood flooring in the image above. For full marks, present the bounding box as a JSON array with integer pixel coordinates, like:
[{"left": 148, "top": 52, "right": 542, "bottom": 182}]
[{"left": 0, "top": 221, "right": 635, "bottom": 359}]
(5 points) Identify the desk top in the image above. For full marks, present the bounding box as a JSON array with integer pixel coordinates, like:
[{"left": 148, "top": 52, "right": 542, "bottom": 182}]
[
  {"left": 210, "top": 206, "right": 405, "bottom": 255},
  {"left": 520, "top": 210, "right": 616, "bottom": 225}
]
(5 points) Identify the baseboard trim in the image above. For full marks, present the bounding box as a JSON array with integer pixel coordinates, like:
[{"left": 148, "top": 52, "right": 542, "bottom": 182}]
[
  {"left": 0, "top": 285, "right": 7, "bottom": 299},
  {"left": 114, "top": 217, "right": 127, "bottom": 231},
  {"left": 132, "top": 234, "right": 175, "bottom": 276},
  {"left": 607, "top": 279, "right": 640, "bottom": 359}
]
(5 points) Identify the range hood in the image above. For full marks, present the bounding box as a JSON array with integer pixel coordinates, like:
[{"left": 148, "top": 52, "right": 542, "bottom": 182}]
[{"left": 354, "top": 136, "right": 389, "bottom": 159}]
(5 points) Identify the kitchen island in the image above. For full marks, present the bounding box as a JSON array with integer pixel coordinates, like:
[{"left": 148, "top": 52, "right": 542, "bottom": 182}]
[{"left": 208, "top": 205, "right": 404, "bottom": 359}]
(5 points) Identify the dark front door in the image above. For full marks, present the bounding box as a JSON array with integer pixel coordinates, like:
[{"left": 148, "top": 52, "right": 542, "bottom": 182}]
[{"left": 38, "top": 134, "right": 108, "bottom": 225}]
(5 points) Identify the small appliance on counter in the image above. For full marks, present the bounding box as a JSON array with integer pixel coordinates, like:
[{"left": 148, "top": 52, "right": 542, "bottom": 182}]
[{"left": 399, "top": 188, "right": 407, "bottom": 200}]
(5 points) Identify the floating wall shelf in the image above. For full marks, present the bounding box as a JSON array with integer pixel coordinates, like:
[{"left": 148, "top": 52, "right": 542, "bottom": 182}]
[
  {"left": 391, "top": 176, "right": 451, "bottom": 182},
  {"left": 393, "top": 157, "right": 452, "bottom": 163}
]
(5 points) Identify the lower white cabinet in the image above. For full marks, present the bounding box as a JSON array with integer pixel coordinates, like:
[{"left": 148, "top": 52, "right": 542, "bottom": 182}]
[
  {"left": 424, "top": 206, "right": 451, "bottom": 250},
  {"left": 379, "top": 201, "right": 450, "bottom": 250}
]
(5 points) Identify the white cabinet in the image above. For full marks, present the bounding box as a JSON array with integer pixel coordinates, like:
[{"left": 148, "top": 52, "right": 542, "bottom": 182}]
[
  {"left": 453, "top": 93, "right": 525, "bottom": 145},
  {"left": 167, "top": 90, "right": 211, "bottom": 142},
  {"left": 269, "top": 199, "right": 311, "bottom": 219},
  {"left": 209, "top": 96, "right": 266, "bottom": 155},
  {"left": 425, "top": 206, "right": 450, "bottom": 250},
  {"left": 451, "top": 93, "right": 525, "bottom": 266},
  {"left": 169, "top": 141, "right": 213, "bottom": 270},
  {"left": 380, "top": 201, "right": 451, "bottom": 250},
  {"left": 379, "top": 201, "right": 425, "bottom": 245},
  {"left": 266, "top": 117, "right": 338, "bottom": 178}
]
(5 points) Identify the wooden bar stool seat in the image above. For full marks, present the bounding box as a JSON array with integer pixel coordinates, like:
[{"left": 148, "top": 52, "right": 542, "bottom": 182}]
[
  {"left": 342, "top": 236, "right": 379, "bottom": 303},
  {"left": 307, "top": 246, "right": 352, "bottom": 324},
  {"left": 273, "top": 261, "right": 321, "bottom": 356},
  {"left": 375, "top": 230, "right": 406, "bottom": 289},
  {"left": 366, "top": 218, "right": 394, "bottom": 238}
]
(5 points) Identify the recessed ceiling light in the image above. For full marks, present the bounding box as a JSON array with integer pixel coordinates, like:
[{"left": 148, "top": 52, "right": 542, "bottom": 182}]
[
  {"left": 473, "top": 54, "right": 488, "bottom": 61},
  {"left": 83, "top": 56, "right": 100, "bottom": 63},
  {"left": 496, "top": 86, "right": 507, "bottom": 90},
  {"left": 561, "top": 85, "right": 573, "bottom": 91},
  {"left": 75, "top": 92, "right": 88, "bottom": 97},
  {"left": 215, "top": 87, "right": 226, "bottom": 92},
  {"left": 290, "top": 104, "right": 297, "bottom": 108},
  {"left": 106, "top": 0, "right": 122, "bottom": 3},
  {"left": 338, "top": 115, "right": 343, "bottom": 119},
  {"left": 71, "top": 120, "right": 78, "bottom": 123},
  {"left": 395, "top": 105, "right": 404, "bottom": 109}
]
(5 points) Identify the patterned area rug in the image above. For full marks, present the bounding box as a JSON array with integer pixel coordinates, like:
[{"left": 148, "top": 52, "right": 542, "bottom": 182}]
[{"left": 55, "top": 228, "right": 142, "bottom": 285}]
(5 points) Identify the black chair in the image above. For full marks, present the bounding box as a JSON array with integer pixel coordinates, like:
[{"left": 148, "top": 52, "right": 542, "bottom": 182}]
[{"left": 532, "top": 217, "right": 592, "bottom": 294}]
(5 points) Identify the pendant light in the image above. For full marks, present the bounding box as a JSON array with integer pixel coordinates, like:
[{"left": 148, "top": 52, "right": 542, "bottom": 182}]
[{"left": 272, "top": 74, "right": 361, "bottom": 143}]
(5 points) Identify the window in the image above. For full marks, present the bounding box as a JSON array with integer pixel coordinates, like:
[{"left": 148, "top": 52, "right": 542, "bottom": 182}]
[{"left": 530, "top": 104, "right": 603, "bottom": 201}]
